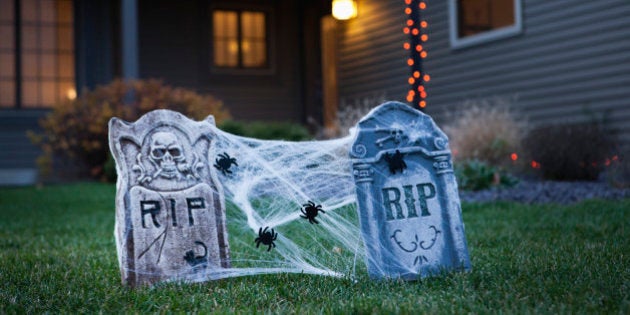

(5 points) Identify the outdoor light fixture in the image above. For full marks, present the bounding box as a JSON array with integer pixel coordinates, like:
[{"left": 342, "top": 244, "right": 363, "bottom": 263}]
[{"left": 332, "top": 0, "right": 357, "bottom": 20}]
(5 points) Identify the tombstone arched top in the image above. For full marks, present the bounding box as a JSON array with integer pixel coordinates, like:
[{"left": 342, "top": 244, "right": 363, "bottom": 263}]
[{"left": 350, "top": 101, "right": 450, "bottom": 161}]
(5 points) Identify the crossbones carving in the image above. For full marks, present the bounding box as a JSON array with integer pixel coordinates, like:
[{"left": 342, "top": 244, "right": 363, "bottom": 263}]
[
  {"left": 375, "top": 128, "right": 407, "bottom": 147},
  {"left": 133, "top": 131, "right": 203, "bottom": 183}
]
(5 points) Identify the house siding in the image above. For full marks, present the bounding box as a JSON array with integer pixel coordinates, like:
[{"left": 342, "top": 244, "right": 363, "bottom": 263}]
[
  {"left": 422, "top": 0, "right": 630, "bottom": 146},
  {"left": 337, "top": 1, "right": 410, "bottom": 108}
]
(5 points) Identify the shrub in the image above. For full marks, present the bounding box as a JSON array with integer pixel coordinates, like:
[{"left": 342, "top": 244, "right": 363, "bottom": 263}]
[
  {"left": 524, "top": 122, "right": 618, "bottom": 181},
  {"left": 29, "top": 79, "right": 230, "bottom": 181},
  {"left": 455, "top": 159, "right": 519, "bottom": 191},
  {"left": 443, "top": 97, "right": 527, "bottom": 169},
  {"left": 606, "top": 153, "right": 629, "bottom": 188},
  {"left": 219, "top": 120, "right": 311, "bottom": 141}
]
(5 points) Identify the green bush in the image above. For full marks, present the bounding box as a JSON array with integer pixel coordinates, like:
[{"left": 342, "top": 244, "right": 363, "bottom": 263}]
[
  {"left": 29, "top": 79, "right": 230, "bottom": 181},
  {"left": 524, "top": 122, "right": 618, "bottom": 181},
  {"left": 219, "top": 120, "right": 311, "bottom": 141},
  {"left": 455, "top": 159, "right": 518, "bottom": 191}
]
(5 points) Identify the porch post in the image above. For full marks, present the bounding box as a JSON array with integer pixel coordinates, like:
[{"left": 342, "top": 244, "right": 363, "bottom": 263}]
[{"left": 121, "top": 0, "right": 139, "bottom": 80}]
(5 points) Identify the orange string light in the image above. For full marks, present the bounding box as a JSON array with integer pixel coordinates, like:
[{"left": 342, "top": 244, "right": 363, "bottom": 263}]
[{"left": 404, "top": 0, "right": 429, "bottom": 109}]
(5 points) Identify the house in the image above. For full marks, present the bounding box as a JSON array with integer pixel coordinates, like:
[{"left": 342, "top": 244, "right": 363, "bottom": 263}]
[{"left": 1, "top": 0, "right": 629, "bottom": 185}]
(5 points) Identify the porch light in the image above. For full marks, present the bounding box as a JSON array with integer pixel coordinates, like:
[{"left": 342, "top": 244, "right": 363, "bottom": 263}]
[
  {"left": 66, "top": 88, "right": 77, "bottom": 100},
  {"left": 332, "top": 0, "right": 357, "bottom": 20}
]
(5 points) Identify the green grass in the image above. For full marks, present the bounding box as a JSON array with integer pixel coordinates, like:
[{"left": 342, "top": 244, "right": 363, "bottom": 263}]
[{"left": 0, "top": 183, "right": 628, "bottom": 313}]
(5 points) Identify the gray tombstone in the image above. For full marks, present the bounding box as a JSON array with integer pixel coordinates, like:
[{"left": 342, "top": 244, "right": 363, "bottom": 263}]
[
  {"left": 350, "top": 101, "right": 471, "bottom": 280},
  {"left": 109, "top": 110, "right": 230, "bottom": 287}
]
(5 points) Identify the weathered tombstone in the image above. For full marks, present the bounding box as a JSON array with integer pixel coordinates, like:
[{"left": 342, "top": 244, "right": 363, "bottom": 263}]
[
  {"left": 109, "top": 110, "right": 230, "bottom": 287},
  {"left": 350, "top": 101, "right": 471, "bottom": 280}
]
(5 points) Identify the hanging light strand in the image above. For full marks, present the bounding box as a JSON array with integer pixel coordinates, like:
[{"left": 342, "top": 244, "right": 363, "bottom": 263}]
[{"left": 403, "top": 0, "right": 429, "bottom": 109}]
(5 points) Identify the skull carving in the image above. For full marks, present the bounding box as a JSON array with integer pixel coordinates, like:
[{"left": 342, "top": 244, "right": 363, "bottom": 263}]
[
  {"left": 149, "top": 131, "right": 188, "bottom": 179},
  {"left": 391, "top": 128, "right": 404, "bottom": 144}
]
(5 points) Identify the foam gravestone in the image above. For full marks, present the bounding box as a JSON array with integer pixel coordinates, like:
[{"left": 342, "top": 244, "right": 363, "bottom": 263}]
[
  {"left": 109, "top": 110, "right": 230, "bottom": 287},
  {"left": 350, "top": 101, "right": 471, "bottom": 279}
]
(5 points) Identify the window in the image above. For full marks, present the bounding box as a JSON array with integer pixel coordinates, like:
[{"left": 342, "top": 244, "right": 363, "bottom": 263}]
[
  {"left": 212, "top": 9, "right": 268, "bottom": 69},
  {"left": 449, "top": 0, "right": 522, "bottom": 49},
  {"left": 0, "top": 0, "right": 75, "bottom": 109}
]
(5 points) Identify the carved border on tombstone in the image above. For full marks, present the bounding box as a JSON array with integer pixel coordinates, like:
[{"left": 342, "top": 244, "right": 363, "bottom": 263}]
[
  {"left": 350, "top": 101, "right": 471, "bottom": 280},
  {"left": 109, "top": 110, "right": 230, "bottom": 287}
]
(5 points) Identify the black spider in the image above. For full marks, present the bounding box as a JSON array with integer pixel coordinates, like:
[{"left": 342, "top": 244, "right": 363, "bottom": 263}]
[
  {"left": 384, "top": 150, "right": 407, "bottom": 174},
  {"left": 300, "top": 201, "right": 325, "bottom": 224},
  {"left": 255, "top": 226, "right": 277, "bottom": 251},
  {"left": 214, "top": 152, "right": 238, "bottom": 175}
]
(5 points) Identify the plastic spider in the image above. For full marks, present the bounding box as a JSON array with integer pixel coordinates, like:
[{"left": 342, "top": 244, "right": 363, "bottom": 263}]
[
  {"left": 255, "top": 226, "right": 277, "bottom": 251},
  {"left": 384, "top": 150, "right": 407, "bottom": 174},
  {"left": 214, "top": 152, "right": 238, "bottom": 175},
  {"left": 300, "top": 201, "right": 325, "bottom": 224}
]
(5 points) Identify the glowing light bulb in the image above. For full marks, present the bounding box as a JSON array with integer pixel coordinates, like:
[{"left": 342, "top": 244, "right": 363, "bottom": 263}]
[
  {"left": 405, "top": 8, "right": 412, "bottom": 15},
  {"left": 423, "top": 74, "right": 431, "bottom": 82},
  {"left": 419, "top": 2, "right": 426, "bottom": 9},
  {"left": 416, "top": 44, "right": 423, "bottom": 52},
  {"left": 403, "top": 42, "right": 410, "bottom": 50},
  {"left": 420, "top": 51, "right": 427, "bottom": 58},
  {"left": 413, "top": 71, "right": 420, "bottom": 78},
  {"left": 403, "top": 27, "right": 410, "bottom": 34},
  {"left": 421, "top": 34, "right": 428, "bottom": 41},
  {"left": 407, "top": 58, "right": 414, "bottom": 66},
  {"left": 66, "top": 88, "right": 77, "bottom": 100},
  {"left": 406, "top": 19, "right": 414, "bottom": 26},
  {"left": 332, "top": 0, "right": 358, "bottom": 20},
  {"left": 421, "top": 21, "right": 428, "bottom": 28},
  {"left": 412, "top": 28, "right": 419, "bottom": 35},
  {"left": 419, "top": 101, "right": 426, "bottom": 108},
  {"left": 408, "top": 77, "right": 415, "bottom": 84}
]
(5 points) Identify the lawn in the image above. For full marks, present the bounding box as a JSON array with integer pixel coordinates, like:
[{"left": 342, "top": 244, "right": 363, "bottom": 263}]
[{"left": 0, "top": 183, "right": 628, "bottom": 313}]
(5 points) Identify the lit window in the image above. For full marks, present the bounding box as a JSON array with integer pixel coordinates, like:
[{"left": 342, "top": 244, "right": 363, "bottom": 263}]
[
  {"left": 212, "top": 10, "right": 267, "bottom": 69},
  {"left": 0, "top": 0, "right": 75, "bottom": 108},
  {"left": 449, "top": 0, "right": 522, "bottom": 49}
]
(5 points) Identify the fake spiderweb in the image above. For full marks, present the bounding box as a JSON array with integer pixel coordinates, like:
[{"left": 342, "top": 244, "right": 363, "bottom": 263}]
[{"left": 210, "top": 131, "right": 362, "bottom": 279}]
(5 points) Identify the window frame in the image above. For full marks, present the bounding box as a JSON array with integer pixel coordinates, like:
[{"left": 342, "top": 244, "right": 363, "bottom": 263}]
[
  {"left": 209, "top": 5, "right": 275, "bottom": 75},
  {"left": 448, "top": 0, "right": 523, "bottom": 49},
  {"left": 0, "top": 0, "right": 76, "bottom": 110}
]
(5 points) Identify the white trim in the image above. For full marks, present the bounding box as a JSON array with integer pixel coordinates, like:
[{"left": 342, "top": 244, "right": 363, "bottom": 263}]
[{"left": 449, "top": 0, "right": 523, "bottom": 49}]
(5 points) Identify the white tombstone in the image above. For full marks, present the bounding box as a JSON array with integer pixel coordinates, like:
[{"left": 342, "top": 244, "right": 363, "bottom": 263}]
[
  {"left": 350, "top": 101, "right": 471, "bottom": 280},
  {"left": 109, "top": 110, "right": 230, "bottom": 287}
]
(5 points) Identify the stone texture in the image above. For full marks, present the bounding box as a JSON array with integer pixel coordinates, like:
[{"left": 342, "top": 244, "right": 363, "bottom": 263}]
[
  {"left": 350, "top": 101, "right": 471, "bottom": 280},
  {"left": 109, "top": 110, "right": 230, "bottom": 287}
]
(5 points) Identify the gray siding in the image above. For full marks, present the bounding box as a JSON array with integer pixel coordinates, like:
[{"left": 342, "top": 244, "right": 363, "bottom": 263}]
[
  {"left": 422, "top": 0, "right": 630, "bottom": 146},
  {"left": 337, "top": 1, "right": 410, "bottom": 107}
]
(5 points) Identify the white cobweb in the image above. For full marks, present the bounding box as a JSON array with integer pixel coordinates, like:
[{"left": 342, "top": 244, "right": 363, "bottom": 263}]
[{"left": 208, "top": 126, "right": 365, "bottom": 280}]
